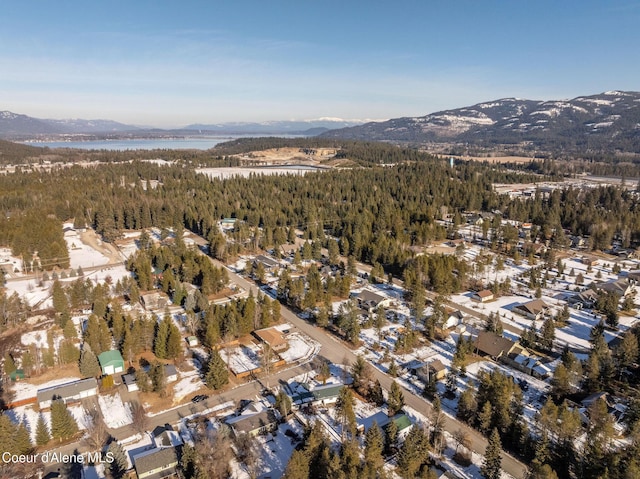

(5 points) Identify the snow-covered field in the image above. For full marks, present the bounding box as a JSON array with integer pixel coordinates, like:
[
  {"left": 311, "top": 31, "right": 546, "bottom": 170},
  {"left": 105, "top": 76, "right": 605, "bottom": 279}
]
[
  {"left": 6, "top": 402, "right": 89, "bottom": 443},
  {"left": 65, "top": 235, "right": 111, "bottom": 269},
  {"left": 98, "top": 393, "right": 133, "bottom": 428}
]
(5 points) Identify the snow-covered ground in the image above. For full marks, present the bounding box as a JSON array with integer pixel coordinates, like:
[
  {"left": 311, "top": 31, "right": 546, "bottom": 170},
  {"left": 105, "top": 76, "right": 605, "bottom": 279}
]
[
  {"left": 221, "top": 344, "right": 263, "bottom": 375},
  {"left": 65, "top": 235, "right": 111, "bottom": 269},
  {"left": 6, "top": 402, "right": 89, "bottom": 443},
  {"left": 98, "top": 393, "right": 133, "bottom": 428},
  {"left": 10, "top": 376, "right": 82, "bottom": 402},
  {"left": 278, "top": 333, "right": 320, "bottom": 363},
  {"left": 173, "top": 358, "right": 206, "bottom": 402}
]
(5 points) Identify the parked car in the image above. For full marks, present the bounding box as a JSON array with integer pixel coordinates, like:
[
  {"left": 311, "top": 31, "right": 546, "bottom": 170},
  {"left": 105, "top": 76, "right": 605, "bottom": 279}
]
[{"left": 192, "top": 394, "right": 207, "bottom": 403}]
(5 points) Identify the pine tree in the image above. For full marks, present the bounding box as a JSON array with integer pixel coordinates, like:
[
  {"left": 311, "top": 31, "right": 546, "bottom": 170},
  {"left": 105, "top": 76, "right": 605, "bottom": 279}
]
[
  {"left": 165, "top": 321, "right": 182, "bottom": 360},
  {"left": 370, "top": 379, "right": 385, "bottom": 407},
  {"left": 384, "top": 419, "right": 398, "bottom": 456},
  {"left": 540, "top": 317, "right": 555, "bottom": 351},
  {"left": 150, "top": 361, "right": 166, "bottom": 393},
  {"left": 335, "top": 387, "right": 357, "bottom": 441},
  {"left": 79, "top": 345, "right": 101, "bottom": 378},
  {"left": 388, "top": 381, "right": 404, "bottom": 416},
  {"left": 15, "top": 421, "right": 32, "bottom": 454},
  {"left": 363, "top": 421, "right": 384, "bottom": 479},
  {"left": 3, "top": 352, "right": 16, "bottom": 375},
  {"left": 0, "top": 414, "right": 18, "bottom": 455},
  {"left": 205, "top": 349, "right": 229, "bottom": 390},
  {"left": 481, "top": 428, "right": 502, "bottom": 479},
  {"left": 154, "top": 316, "right": 170, "bottom": 359},
  {"left": 35, "top": 413, "right": 51, "bottom": 446},
  {"left": 135, "top": 368, "right": 152, "bottom": 393},
  {"left": 397, "top": 426, "right": 429, "bottom": 479},
  {"left": 107, "top": 441, "right": 128, "bottom": 479},
  {"left": 50, "top": 399, "right": 79, "bottom": 440},
  {"left": 63, "top": 319, "right": 77, "bottom": 339},
  {"left": 283, "top": 449, "right": 310, "bottom": 479}
]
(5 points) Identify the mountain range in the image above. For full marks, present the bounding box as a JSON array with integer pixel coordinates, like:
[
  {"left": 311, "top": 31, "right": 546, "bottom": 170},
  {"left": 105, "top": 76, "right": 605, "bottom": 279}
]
[
  {"left": 320, "top": 91, "right": 640, "bottom": 154},
  {"left": 0, "top": 112, "right": 366, "bottom": 139}
]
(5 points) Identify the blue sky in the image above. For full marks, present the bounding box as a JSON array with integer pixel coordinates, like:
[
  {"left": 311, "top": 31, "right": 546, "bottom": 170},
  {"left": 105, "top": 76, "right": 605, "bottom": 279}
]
[{"left": 1, "top": 1, "right": 638, "bottom": 127}]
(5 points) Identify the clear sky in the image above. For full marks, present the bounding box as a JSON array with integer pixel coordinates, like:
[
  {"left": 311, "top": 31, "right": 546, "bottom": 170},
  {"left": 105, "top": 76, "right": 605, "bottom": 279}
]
[{"left": 1, "top": 1, "right": 638, "bottom": 127}]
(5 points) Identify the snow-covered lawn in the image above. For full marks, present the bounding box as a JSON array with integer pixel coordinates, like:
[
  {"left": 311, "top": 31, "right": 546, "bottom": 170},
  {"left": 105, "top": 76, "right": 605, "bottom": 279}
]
[
  {"left": 10, "top": 376, "right": 82, "bottom": 402},
  {"left": 221, "top": 344, "right": 263, "bottom": 375},
  {"left": 98, "top": 393, "right": 133, "bottom": 428},
  {"left": 173, "top": 358, "right": 206, "bottom": 402},
  {"left": 6, "top": 402, "right": 89, "bottom": 443},
  {"left": 278, "top": 333, "right": 320, "bottom": 363}
]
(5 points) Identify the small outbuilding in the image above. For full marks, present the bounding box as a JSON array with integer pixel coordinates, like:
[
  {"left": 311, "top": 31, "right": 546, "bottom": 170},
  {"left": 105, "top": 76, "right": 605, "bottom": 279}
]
[{"left": 98, "top": 350, "right": 125, "bottom": 376}]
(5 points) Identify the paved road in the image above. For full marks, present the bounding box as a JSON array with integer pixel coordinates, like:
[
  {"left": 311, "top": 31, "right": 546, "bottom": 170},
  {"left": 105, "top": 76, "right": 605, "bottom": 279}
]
[{"left": 211, "top": 260, "right": 528, "bottom": 479}]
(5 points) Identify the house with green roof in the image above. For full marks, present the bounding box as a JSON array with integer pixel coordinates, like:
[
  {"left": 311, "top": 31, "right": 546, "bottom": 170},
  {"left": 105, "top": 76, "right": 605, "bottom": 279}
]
[
  {"left": 382, "top": 413, "right": 413, "bottom": 441},
  {"left": 98, "top": 350, "right": 125, "bottom": 376}
]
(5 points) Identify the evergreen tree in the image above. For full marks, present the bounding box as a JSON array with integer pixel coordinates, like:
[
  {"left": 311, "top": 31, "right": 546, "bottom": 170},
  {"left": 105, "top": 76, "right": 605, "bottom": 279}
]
[
  {"left": 154, "top": 315, "right": 171, "bottom": 359},
  {"left": 540, "top": 317, "right": 555, "bottom": 351},
  {"left": 283, "top": 449, "right": 310, "bottom": 479},
  {"left": 396, "top": 426, "right": 429, "bottom": 479},
  {"left": 63, "top": 319, "right": 77, "bottom": 339},
  {"left": 370, "top": 379, "right": 385, "bottom": 407},
  {"left": 3, "top": 352, "right": 16, "bottom": 375},
  {"left": 107, "top": 441, "right": 128, "bottom": 479},
  {"left": 363, "top": 421, "right": 384, "bottom": 479},
  {"left": 15, "top": 421, "right": 32, "bottom": 454},
  {"left": 150, "top": 361, "right": 166, "bottom": 394},
  {"left": 205, "top": 349, "right": 229, "bottom": 390},
  {"left": 79, "top": 345, "right": 101, "bottom": 378},
  {"left": 135, "top": 368, "right": 152, "bottom": 393},
  {"left": 384, "top": 419, "right": 399, "bottom": 456},
  {"left": 387, "top": 381, "right": 404, "bottom": 417},
  {"left": 35, "top": 413, "right": 51, "bottom": 446},
  {"left": 50, "top": 399, "right": 79, "bottom": 440},
  {"left": 481, "top": 428, "right": 502, "bottom": 479},
  {"left": 335, "top": 387, "right": 357, "bottom": 441},
  {"left": 166, "top": 320, "right": 183, "bottom": 359}
]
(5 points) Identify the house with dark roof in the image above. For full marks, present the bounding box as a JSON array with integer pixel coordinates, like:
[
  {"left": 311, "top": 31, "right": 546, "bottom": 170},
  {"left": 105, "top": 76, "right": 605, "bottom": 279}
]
[
  {"left": 354, "top": 289, "right": 387, "bottom": 311},
  {"left": 474, "top": 331, "right": 517, "bottom": 360},
  {"left": 133, "top": 446, "right": 179, "bottom": 479},
  {"left": 254, "top": 255, "right": 280, "bottom": 271},
  {"left": 513, "top": 299, "right": 550, "bottom": 320},
  {"left": 98, "top": 350, "right": 125, "bottom": 376},
  {"left": 37, "top": 378, "right": 98, "bottom": 409},
  {"left": 568, "top": 288, "right": 599, "bottom": 309},
  {"left": 226, "top": 409, "right": 278, "bottom": 437},
  {"left": 597, "top": 279, "right": 634, "bottom": 297}
]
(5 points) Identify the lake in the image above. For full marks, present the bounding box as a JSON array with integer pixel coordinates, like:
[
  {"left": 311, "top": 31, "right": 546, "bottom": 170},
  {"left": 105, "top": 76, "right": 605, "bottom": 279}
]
[{"left": 24, "top": 137, "right": 237, "bottom": 151}]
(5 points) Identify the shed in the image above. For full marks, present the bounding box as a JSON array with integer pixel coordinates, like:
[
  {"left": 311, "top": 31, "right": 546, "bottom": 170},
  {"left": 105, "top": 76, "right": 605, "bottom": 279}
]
[{"left": 98, "top": 350, "right": 125, "bottom": 376}]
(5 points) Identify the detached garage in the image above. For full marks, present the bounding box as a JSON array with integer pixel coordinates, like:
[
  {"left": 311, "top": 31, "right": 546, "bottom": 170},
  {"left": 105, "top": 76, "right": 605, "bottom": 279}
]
[{"left": 98, "top": 350, "right": 125, "bottom": 376}]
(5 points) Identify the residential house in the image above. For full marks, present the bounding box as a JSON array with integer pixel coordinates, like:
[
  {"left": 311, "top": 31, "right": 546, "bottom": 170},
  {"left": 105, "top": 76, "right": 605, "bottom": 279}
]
[
  {"left": 37, "top": 378, "right": 98, "bottom": 409},
  {"left": 443, "top": 309, "right": 464, "bottom": 330},
  {"left": 226, "top": 409, "right": 278, "bottom": 437},
  {"left": 152, "top": 424, "right": 183, "bottom": 448},
  {"left": 474, "top": 331, "right": 518, "bottom": 360},
  {"left": 513, "top": 299, "right": 550, "bottom": 321},
  {"left": 254, "top": 255, "right": 280, "bottom": 272},
  {"left": 253, "top": 327, "right": 288, "bottom": 353},
  {"left": 596, "top": 278, "right": 634, "bottom": 297},
  {"left": 133, "top": 446, "right": 179, "bottom": 479},
  {"left": 122, "top": 364, "right": 178, "bottom": 392},
  {"left": 568, "top": 289, "right": 599, "bottom": 309},
  {"left": 165, "top": 364, "right": 178, "bottom": 383},
  {"left": 98, "top": 350, "right": 125, "bottom": 376},
  {"left": 471, "top": 290, "right": 494, "bottom": 303},
  {"left": 310, "top": 383, "right": 344, "bottom": 405},
  {"left": 582, "top": 256, "right": 599, "bottom": 268},
  {"left": 354, "top": 289, "right": 387, "bottom": 311},
  {"left": 140, "top": 291, "right": 167, "bottom": 311}
]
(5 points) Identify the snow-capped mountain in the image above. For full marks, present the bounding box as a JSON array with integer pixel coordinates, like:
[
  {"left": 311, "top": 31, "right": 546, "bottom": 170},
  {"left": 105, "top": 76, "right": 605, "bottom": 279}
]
[
  {"left": 183, "top": 118, "right": 368, "bottom": 135},
  {"left": 321, "top": 91, "right": 640, "bottom": 154},
  {"left": 0, "top": 111, "right": 139, "bottom": 137}
]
